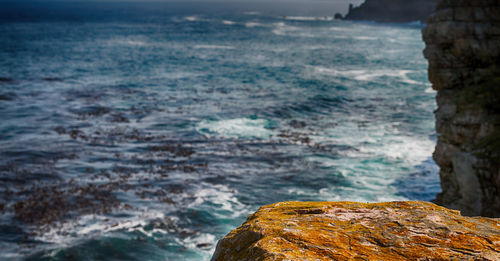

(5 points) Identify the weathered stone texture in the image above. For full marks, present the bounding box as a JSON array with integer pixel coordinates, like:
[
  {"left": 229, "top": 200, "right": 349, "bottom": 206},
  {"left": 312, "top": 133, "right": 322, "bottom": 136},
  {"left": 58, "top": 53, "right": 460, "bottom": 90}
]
[
  {"left": 211, "top": 201, "right": 500, "bottom": 261},
  {"left": 423, "top": 0, "right": 500, "bottom": 217}
]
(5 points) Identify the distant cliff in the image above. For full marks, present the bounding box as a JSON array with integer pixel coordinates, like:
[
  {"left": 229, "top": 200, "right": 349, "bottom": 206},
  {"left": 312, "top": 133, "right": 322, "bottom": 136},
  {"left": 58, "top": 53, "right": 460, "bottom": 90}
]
[
  {"left": 423, "top": 0, "right": 500, "bottom": 217},
  {"left": 343, "top": 0, "right": 438, "bottom": 23},
  {"left": 211, "top": 201, "right": 500, "bottom": 260}
]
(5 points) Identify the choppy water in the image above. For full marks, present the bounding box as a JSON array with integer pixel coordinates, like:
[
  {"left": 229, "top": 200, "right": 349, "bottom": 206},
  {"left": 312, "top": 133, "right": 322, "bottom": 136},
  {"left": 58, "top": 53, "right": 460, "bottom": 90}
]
[{"left": 0, "top": 2, "right": 439, "bottom": 260}]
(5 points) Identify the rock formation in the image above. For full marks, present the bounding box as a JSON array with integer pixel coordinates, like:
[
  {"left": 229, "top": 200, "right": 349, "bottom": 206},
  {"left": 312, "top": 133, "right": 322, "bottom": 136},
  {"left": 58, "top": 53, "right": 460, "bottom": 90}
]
[
  {"left": 211, "top": 201, "right": 500, "bottom": 260},
  {"left": 423, "top": 0, "right": 500, "bottom": 217},
  {"left": 344, "top": 0, "right": 438, "bottom": 23}
]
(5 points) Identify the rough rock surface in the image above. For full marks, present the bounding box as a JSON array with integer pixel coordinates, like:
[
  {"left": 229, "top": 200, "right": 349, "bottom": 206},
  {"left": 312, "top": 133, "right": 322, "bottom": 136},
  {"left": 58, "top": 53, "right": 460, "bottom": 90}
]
[
  {"left": 423, "top": 0, "right": 500, "bottom": 217},
  {"left": 211, "top": 201, "right": 500, "bottom": 261},
  {"left": 344, "top": 0, "right": 438, "bottom": 23}
]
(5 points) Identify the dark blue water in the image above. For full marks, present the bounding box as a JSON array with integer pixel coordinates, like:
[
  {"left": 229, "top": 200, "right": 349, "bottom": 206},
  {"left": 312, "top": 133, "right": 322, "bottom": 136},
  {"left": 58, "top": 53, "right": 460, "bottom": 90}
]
[{"left": 0, "top": 2, "right": 439, "bottom": 260}]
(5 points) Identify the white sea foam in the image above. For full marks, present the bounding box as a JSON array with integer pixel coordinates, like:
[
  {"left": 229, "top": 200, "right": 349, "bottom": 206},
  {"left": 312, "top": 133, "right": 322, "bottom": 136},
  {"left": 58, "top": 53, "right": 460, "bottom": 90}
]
[
  {"left": 272, "top": 22, "right": 303, "bottom": 36},
  {"left": 425, "top": 87, "right": 436, "bottom": 93},
  {"left": 330, "top": 26, "right": 350, "bottom": 31},
  {"left": 303, "top": 45, "right": 330, "bottom": 50},
  {"left": 284, "top": 16, "right": 333, "bottom": 21},
  {"left": 310, "top": 66, "right": 425, "bottom": 85},
  {"left": 324, "top": 120, "right": 435, "bottom": 165},
  {"left": 160, "top": 71, "right": 202, "bottom": 80},
  {"left": 105, "top": 38, "right": 148, "bottom": 47},
  {"left": 221, "top": 20, "right": 236, "bottom": 25},
  {"left": 186, "top": 182, "right": 250, "bottom": 219},
  {"left": 360, "top": 135, "right": 435, "bottom": 165},
  {"left": 196, "top": 118, "right": 274, "bottom": 139},
  {"left": 318, "top": 185, "right": 407, "bottom": 203},
  {"left": 193, "top": 45, "right": 235, "bottom": 50},
  {"left": 304, "top": 118, "right": 437, "bottom": 203},
  {"left": 289, "top": 118, "right": 435, "bottom": 202},
  {"left": 173, "top": 232, "right": 217, "bottom": 260},
  {"left": 33, "top": 209, "right": 166, "bottom": 245},
  {"left": 353, "top": 36, "right": 377, "bottom": 41},
  {"left": 29, "top": 181, "right": 246, "bottom": 250},
  {"left": 184, "top": 16, "right": 199, "bottom": 21},
  {"left": 243, "top": 11, "right": 261, "bottom": 15},
  {"left": 245, "top": 22, "right": 264, "bottom": 28},
  {"left": 123, "top": 40, "right": 147, "bottom": 46},
  {"left": 179, "top": 233, "right": 216, "bottom": 250},
  {"left": 287, "top": 188, "right": 309, "bottom": 195}
]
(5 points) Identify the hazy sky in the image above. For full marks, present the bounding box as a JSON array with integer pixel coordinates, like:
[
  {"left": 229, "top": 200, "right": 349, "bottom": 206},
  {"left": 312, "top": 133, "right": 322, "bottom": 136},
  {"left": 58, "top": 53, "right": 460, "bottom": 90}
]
[{"left": 0, "top": 0, "right": 365, "bottom": 17}]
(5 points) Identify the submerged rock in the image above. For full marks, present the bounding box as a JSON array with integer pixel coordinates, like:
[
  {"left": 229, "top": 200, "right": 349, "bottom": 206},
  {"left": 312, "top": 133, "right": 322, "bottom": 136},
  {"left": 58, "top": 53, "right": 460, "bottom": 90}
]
[
  {"left": 211, "top": 201, "right": 500, "bottom": 260},
  {"left": 0, "top": 77, "right": 13, "bottom": 83}
]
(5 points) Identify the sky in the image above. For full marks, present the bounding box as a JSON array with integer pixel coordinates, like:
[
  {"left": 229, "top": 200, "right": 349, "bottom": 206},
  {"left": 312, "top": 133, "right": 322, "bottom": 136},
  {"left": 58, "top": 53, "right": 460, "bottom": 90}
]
[{"left": 0, "top": 0, "right": 365, "bottom": 18}]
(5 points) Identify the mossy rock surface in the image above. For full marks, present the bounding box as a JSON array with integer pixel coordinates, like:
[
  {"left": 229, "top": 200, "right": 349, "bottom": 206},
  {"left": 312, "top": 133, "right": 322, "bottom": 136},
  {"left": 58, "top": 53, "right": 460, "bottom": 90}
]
[{"left": 212, "top": 201, "right": 500, "bottom": 261}]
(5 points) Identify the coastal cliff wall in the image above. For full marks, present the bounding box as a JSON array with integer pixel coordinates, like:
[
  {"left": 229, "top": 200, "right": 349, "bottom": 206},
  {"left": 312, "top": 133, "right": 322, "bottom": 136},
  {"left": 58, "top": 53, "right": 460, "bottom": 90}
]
[
  {"left": 423, "top": 0, "right": 500, "bottom": 217},
  {"left": 344, "top": 0, "right": 438, "bottom": 23}
]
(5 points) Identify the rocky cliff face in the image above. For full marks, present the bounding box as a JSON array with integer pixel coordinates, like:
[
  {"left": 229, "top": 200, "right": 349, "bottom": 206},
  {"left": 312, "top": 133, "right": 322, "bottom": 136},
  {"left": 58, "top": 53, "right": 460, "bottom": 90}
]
[
  {"left": 211, "top": 201, "right": 500, "bottom": 260},
  {"left": 344, "top": 0, "right": 438, "bottom": 23},
  {"left": 423, "top": 0, "right": 500, "bottom": 217}
]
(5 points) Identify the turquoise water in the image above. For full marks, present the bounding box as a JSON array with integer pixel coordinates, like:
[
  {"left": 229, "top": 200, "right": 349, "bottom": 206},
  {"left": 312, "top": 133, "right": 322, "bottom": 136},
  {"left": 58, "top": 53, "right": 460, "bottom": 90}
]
[{"left": 0, "top": 2, "right": 439, "bottom": 260}]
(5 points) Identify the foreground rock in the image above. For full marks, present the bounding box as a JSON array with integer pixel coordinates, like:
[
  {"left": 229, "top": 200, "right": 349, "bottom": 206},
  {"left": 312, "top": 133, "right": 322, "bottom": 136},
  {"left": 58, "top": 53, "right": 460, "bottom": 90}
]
[
  {"left": 423, "top": 0, "right": 500, "bottom": 217},
  {"left": 212, "top": 201, "right": 500, "bottom": 260},
  {"left": 344, "top": 0, "right": 438, "bottom": 23}
]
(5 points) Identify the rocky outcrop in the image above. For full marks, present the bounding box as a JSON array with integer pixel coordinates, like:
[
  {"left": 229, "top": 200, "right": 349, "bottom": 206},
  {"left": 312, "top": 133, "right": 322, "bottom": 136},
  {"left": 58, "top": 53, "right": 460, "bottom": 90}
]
[
  {"left": 423, "top": 0, "right": 500, "bottom": 217},
  {"left": 344, "top": 0, "right": 438, "bottom": 23},
  {"left": 212, "top": 201, "right": 500, "bottom": 260}
]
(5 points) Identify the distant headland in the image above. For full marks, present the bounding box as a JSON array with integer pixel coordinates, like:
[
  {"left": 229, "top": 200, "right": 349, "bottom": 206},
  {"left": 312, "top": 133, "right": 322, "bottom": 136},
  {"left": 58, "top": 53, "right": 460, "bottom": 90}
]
[{"left": 338, "top": 0, "right": 438, "bottom": 23}]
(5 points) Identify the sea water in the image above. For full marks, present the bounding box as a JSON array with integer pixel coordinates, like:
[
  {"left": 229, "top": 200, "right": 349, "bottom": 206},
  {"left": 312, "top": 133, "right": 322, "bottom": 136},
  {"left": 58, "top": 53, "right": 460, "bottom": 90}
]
[{"left": 0, "top": 1, "right": 439, "bottom": 260}]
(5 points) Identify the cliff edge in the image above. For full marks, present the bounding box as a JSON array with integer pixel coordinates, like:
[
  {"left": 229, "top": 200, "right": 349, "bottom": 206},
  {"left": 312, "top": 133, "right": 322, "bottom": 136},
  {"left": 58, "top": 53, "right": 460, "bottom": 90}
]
[
  {"left": 211, "top": 201, "right": 500, "bottom": 260},
  {"left": 423, "top": 0, "right": 500, "bottom": 217},
  {"left": 344, "top": 0, "right": 438, "bottom": 23}
]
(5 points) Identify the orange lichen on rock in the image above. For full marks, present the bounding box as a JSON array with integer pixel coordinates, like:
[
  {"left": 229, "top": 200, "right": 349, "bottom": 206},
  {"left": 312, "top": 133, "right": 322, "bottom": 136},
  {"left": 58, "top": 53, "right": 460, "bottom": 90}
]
[{"left": 211, "top": 201, "right": 500, "bottom": 260}]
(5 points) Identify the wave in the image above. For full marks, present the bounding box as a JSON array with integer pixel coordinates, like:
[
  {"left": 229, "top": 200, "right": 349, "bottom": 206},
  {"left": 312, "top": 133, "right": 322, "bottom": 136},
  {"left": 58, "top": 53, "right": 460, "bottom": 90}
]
[
  {"left": 272, "top": 22, "right": 302, "bottom": 36},
  {"left": 323, "top": 120, "right": 435, "bottom": 165},
  {"left": 309, "top": 121, "right": 436, "bottom": 203},
  {"left": 193, "top": 45, "right": 235, "bottom": 50},
  {"left": 425, "top": 87, "right": 435, "bottom": 93},
  {"left": 361, "top": 135, "right": 435, "bottom": 165},
  {"left": 31, "top": 208, "right": 166, "bottom": 246},
  {"left": 243, "top": 11, "right": 260, "bottom": 15},
  {"left": 196, "top": 118, "right": 274, "bottom": 139},
  {"left": 353, "top": 36, "right": 378, "bottom": 41},
  {"left": 184, "top": 16, "right": 199, "bottom": 22},
  {"left": 19, "top": 180, "right": 247, "bottom": 258},
  {"left": 187, "top": 183, "right": 248, "bottom": 218},
  {"left": 245, "top": 22, "right": 264, "bottom": 28},
  {"left": 309, "top": 66, "right": 425, "bottom": 85},
  {"left": 105, "top": 38, "right": 148, "bottom": 47},
  {"left": 330, "top": 26, "right": 351, "bottom": 31},
  {"left": 284, "top": 16, "right": 333, "bottom": 21},
  {"left": 221, "top": 20, "right": 236, "bottom": 25}
]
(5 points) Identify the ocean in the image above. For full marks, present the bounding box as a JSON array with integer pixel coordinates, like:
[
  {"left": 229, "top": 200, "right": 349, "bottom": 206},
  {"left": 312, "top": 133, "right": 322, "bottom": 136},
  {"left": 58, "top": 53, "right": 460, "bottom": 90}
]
[{"left": 0, "top": 1, "right": 440, "bottom": 260}]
